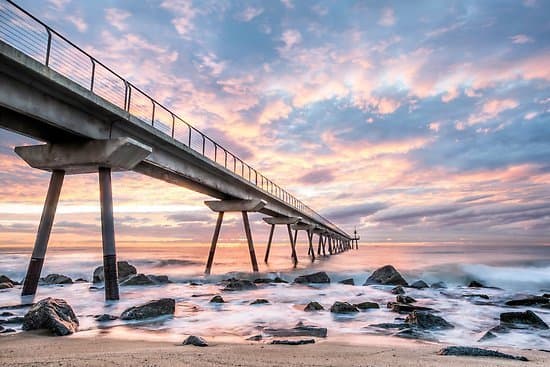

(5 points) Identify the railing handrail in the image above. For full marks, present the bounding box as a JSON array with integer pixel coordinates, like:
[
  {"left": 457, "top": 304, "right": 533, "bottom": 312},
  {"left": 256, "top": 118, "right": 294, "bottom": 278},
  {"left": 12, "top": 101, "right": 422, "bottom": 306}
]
[{"left": 0, "top": 0, "right": 349, "bottom": 238}]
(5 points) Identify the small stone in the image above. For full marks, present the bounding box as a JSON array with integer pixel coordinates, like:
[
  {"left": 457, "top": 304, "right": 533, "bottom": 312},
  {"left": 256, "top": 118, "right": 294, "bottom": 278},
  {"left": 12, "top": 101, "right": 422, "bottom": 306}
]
[
  {"left": 364, "top": 265, "right": 408, "bottom": 286},
  {"left": 354, "top": 301, "right": 379, "bottom": 310},
  {"left": 251, "top": 299, "right": 269, "bottom": 305},
  {"left": 388, "top": 303, "right": 433, "bottom": 313},
  {"left": 264, "top": 324, "right": 327, "bottom": 338},
  {"left": 273, "top": 277, "right": 288, "bottom": 283},
  {"left": 182, "top": 335, "right": 208, "bottom": 347},
  {"left": 0, "top": 282, "right": 13, "bottom": 290},
  {"left": 505, "top": 296, "right": 548, "bottom": 306},
  {"left": 396, "top": 295, "right": 416, "bottom": 304},
  {"left": 410, "top": 280, "right": 429, "bottom": 289},
  {"left": 148, "top": 275, "right": 171, "bottom": 284},
  {"left": 120, "top": 274, "right": 155, "bottom": 286},
  {"left": 74, "top": 278, "right": 87, "bottom": 283},
  {"left": 468, "top": 280, "right": 484, "bottom": 288},
  {"left": 431, "top": 281, "right": 447, "bottom": 289},
  {"left": 463, "top": 294, "right": 489, "bottom": 300},
  {"left": 294, "top": 272, "right": 331, "bottom": 284},
  {"left": 209, "top": 295, "right": 225, "bottom": 303},
  {"left": 3, "top": 316, "right": 24, "bottom": 324},
  {"left": 246, "top": 334, "right": 262, "bottom": 341},
  {"left": 0, "top": 275, "right": 17, "bottom": 285},
  {"left": 94, "top": 314, "right": 118, "bottom": 322},
  {"left": 120, "top": 298, "right": 175, "bottom": 320},
  {"left": 339, "top": 278, "right": 355, "bottom": 285},
  {"left": 438, "top": 346, "right": 528, "bottom": 361},
  {"left": 0, "top": 327, "right": 16, "bottom": 334},
  {"left": 1, "top": 312, "right": 15, "bottom": 317},
  {"left": 223, "top": 279, "right": 257, "bottom": 291},
  {"left": 93, "top": 261, "right": 137, "bottom": 283},
  {"left": 391, "top": 286, "right": 405, "bottom": 295},
  {"left": 253, "top": 278, "right": 274, "bottom": 284},
  {"left": 369, "top": 323, "right": 408, "bottom": 330},
  {"left": 330, "top": 301, "right": 359, "bottom": 313},
  {"left": 43, "top": 274, "right": 73, "bottom": 285},
  {"left": 304, "top": 301, "right": 324, "bottom": 311},
  {"left": 542, "top": 293, "right": 550, "bottom": 298},
  {"left": 499, "top": 310, "right": 548, "bottom": 329},
  {"left": 271, "top": 339, "right": 315, "bottom": 345},
  {"left": 478, "top": 330, "right": 497, "bottom": 342}
]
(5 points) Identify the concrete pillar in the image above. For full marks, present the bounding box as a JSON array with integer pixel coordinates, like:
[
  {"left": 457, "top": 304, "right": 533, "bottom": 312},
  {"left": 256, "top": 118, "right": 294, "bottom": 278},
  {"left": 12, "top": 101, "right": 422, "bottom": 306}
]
[
  {"left": 242, "top": 211, "right": 259, "bottom": 272},
  {"left": 317, "top": 234, "right": 322, "bottom": 256},
  {"left": 99, "top": 167, "right": 119, "bottom": 301},
  {"left": 328, "top": 236, "right": 333, "bottom": 255},
  {"left": 287, "top": 224, "right": 298, "bottom": 266},
  {"left": 205, "top": 212, "right": 223, "bottom": 275},
  {"left": 264, "top": 224, "right": 275, "bottom": 263},
  {"left": 21, "top": 170, "right": 65, "bottom": 296},
  {"left": 307, "top": 230, "right": 315, "bottom": 261}
]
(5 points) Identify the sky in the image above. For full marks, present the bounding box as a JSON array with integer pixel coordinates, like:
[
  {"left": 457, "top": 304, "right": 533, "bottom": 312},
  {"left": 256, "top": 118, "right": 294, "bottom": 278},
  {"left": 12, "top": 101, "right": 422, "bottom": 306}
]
[{"left": 0, "top": 0, "right": 549, "bottom": 248}]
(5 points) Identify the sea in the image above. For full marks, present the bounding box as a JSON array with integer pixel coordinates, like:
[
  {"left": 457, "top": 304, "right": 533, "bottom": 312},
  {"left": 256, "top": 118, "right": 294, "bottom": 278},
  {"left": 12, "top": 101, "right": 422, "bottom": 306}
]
[{"left": 1, "top": 241, "right": 549, "bottom": 349}]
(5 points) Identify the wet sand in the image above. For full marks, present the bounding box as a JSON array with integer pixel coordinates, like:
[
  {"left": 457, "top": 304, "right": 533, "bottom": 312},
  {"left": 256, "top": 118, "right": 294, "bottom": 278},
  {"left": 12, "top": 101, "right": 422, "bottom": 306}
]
[{"left": 1, "top": 332, "right": 547, "bottom": 367}]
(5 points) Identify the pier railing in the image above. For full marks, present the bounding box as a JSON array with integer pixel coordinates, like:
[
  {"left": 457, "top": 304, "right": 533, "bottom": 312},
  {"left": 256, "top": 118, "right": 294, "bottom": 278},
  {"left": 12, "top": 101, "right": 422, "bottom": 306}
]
[{"left": 0, "top": 0, "right": 348, "bottom": 237}]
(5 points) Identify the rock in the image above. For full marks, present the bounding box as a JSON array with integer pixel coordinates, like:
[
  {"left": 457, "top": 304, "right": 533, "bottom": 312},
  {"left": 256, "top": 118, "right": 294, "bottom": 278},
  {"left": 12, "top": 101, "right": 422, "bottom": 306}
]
[
  {"left": 43, "top": 274, "right": 73, "bottom": 285},
  {"left": 0, "top": 327, "right": 16, "bottom": 333},
  {"left": 391, "top": 286, "right": 405, "bottom": 295},
  {"left": 251, "top": 299, "right": 269, "bottom": 305},
  {"left": 294, "top": 272, "right": 331, "bottom": 284},
  {"left": 505, "top": 296, "right": 549, "bottom": 306},
  {"left": 209, "top": 295, "right": 225, "bottom": 303},
  {"left": 330, "top": 301, "right": 359, "bottom": 313},
  {"left": 22, "top": 297, "right": 79, "bottom": 336},
  {"left": 120, "top": 298, "right": 175, "bottom": 320},
  {"left": 148, "top": 275, "right": 171, "bottom": 284},
  {"left": 339, "top": 278, "right": 355, "bottom": 285},
  {"left": 0, "top": 282, "right": 13, "bottom": 289},
  {"left": 543, "top": 293, "right": 550, "bottom": 298},
  {"left": 271, "top": 339, "right": 315, "bottom": 345},
  {"left": 223, "top": 279, "right": 257, "bottom": 291},
  {"left": 354, "top": 301, "right": 379, "bottom": 310},
  {"left": 1, "top": 312, "right": 15, "bottom": 317},
  {"left": 364, "top": 265, "right": 408, "bottom": 286},
  {"left": 463, "top": 293, "right": 489, "bottom": 300},
  {"left": 468, "top": 280, "right": 484, "bottom": 288},
  {"left": 3, "top": 316, "right": 25, "bottom": 324},
  {"left": 74, "top": 278, "right": 87, "bottom": 283},
  {"left": 94, "top": 314, "right": 118, "bottom": 322},
  {"left": 405, "top": 311, "right": 454, "bottom": 330},
  {"left": 0, "top": 275, "right": 17, "bottom": 285},
  {"left": 396, "top": 295, "right": 416, "bottom": 304},
  {"left": 478, "top": 330, "right": 497, "bottom": 342},
  {"left": 431, "top": 281, "right": 447, "bottom": 289},
  {"left": 410, "top": 280, "right": 429, "bottom": 289},
  {"left": 273, "top": 277, "right": 288, "bottom": 283},
  {"left": 246, "top": 334, "right": 262, "bottom": 341},
  {"left": 93, "top": 261, "right": 137, "bottom": 283},
  {"left": 304, "top": 301, "right": 324, "bottom": 311},
  {"left": 394, "top": 328, "right": 432, "bottom": 340},
  {"left": 264, "top": 324, "right": 327, "bottom": 338},
  {"left": 121, "top": 274, "right": 155, "bottom": 286},
  {"left": 253, "top": 278, "right": 274, "bottom": 284},
  {"left": 499, "top": 310, "right": 548, "bottom": 329},
  {"left": 388, "top": 303, "right": 433, "bottom": 313},
  {"left": 369, "top": 323, "right": 408, "bottom": 330},
  {"left": 437, "top": 346, "right": 528, "bottom": 361},
  {"left": 182, "top": 335, "right": 208, "bottom": 347}
]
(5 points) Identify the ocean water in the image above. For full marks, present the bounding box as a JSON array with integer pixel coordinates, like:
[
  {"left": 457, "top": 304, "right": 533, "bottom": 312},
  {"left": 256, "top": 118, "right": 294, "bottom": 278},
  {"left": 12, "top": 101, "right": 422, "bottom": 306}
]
[{"left": 1, "top": 241, "right": 549, "bottom": 349}]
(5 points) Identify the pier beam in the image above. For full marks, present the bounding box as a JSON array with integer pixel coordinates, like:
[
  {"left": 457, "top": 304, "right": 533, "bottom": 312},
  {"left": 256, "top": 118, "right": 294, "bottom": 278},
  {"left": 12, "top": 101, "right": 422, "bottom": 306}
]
[
  {"left": 204, "top": 199, "right": 266, "bottom": 274},
  {"left": 262, "top": 217, "right": 300, "bottom": 264},
  {"left": 21, "top": 170, "right": 65, "bottom": 296}
]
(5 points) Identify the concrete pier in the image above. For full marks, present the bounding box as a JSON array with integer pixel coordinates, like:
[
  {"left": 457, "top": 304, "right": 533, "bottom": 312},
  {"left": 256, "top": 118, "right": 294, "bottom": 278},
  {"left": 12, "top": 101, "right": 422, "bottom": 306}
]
[
  {"left": 262, "top": 217, "right": 300, "bottom": 264},
  {"left": 99, "top": 167, "right": 119, "bottom": 301}
]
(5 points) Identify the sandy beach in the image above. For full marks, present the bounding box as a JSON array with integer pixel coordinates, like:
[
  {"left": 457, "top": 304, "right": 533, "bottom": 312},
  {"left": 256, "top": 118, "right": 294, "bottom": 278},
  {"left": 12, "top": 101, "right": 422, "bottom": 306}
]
[{"left": 0, "top": 332, "right": 548, "bottom": 367}]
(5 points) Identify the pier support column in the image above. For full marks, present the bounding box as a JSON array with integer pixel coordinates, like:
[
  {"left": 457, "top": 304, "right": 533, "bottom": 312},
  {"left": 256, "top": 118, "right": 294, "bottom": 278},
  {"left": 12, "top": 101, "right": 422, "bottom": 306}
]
[
  {"left": 99, "top": 167, "right": 119, "bottom": 301},
  {"left": 328, "top": 236, "right": 333, "bottom": 255},
  {"left": 21, "top": 170, "right": 65, "bottom": 296},
  {"left": 291, "top": 222, "right": 315, "bottom": 261},
  {"left": 204, "top": 199, "right": 266, "bottom": 274},
  {"left": 262, "top": 217, "right": 300, "bottom": 264},
  {"left": 307, "top": 229, "right": 315, "bottom": 261}
]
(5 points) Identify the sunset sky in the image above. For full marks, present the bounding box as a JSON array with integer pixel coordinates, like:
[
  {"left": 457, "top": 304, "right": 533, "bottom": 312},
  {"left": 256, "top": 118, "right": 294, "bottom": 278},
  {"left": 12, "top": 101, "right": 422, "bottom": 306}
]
[{"left": 0, "top": 0, "right": 549, "bottom": 248}]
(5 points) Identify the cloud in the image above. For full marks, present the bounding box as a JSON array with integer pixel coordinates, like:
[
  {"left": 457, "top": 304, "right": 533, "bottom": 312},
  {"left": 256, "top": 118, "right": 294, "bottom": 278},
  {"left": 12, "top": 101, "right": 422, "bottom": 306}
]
[
  {"left": 467, "top": 98, "right": 519, "bottom": 125},
  {"left": 258, "top": 99, "right": 292, "bottom": 124},
  {"left": 105, "top": 8, "right": 131, "bottom": 31},
  {"left": 325, "top": 202, "right": 389, "bottom": 221},
  {"left": 299, "top": 168, "right": 335, "bottom": 184},
  {"left": 510, "top": 34, "right": 534, "bottom": 44},
  {"left": 237, "top": 6, "right": 263, "bottom": 22},
  {"left": 280, "top": 29, "right": 302, "bottom": 51},
  {"left": 161, "top": 0, "right": 197, "bottom": 39},
  {"left": 378, "top": 7, "right": 395, "bottom": 27}
]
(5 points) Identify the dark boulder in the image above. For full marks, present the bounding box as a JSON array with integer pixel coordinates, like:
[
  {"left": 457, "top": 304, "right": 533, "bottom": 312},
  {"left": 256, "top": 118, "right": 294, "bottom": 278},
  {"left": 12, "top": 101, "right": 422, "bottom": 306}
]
[
  {"left": 209, "top": 295, "right": 225, "bottom": 303},
  {"left": 505, "top": 296, "right": 548, "bottom": 307},
  {"left": 468, "top": 280, "right": 484, "bottom": 288},
  {"left": 499, "top": 310, "right": 548, "bottom": 329},
  {"left": 273, "top": 277, "right": 288, "bottom": 283},
  {"left": 1, "top": 327, "right": 16, "bottom": 333},
  {"left": 364, "top": 265, "right": 408, "bottom": 286},
  {"left": 438, "top": 346, "right": 527, "bottom": 361},
  {"left": 396, "top": 295, "right": 416, "bottom": 304},
  {"left": 264, "top": 323, "right": 327, "bottom": 338},
  {"left": 148, "top": 275, "right": 171, "bottom": 284},
  {"left": 391, "top": 286, "right": 405, "bottom": 295},
  {"left": 271, "top": 339, "right": 315, "bottom": 345},
  {"left": 0, "top": 282, "right": 13, "bottom": 290},
  {"left": 94, "top": 314, "right": 118, "bottom": 322},
  {"left": 430, "top": 281, "right": 447, "bottom": 289},
  {"left": 369, "top": 323, "right": 408, "bottom": 330},
  {"left": 2, "top": 316, "right": 24, "bottom": 324},
  {"left": 330, "top": 301, "right": 359, "bottom": 313},
  {"left": 1, "top": 312, "right": 15, "bottom": 317},
  {"left": 463, "top": 293, "right": 489, "bottom": 300},
  {"left": 304, "top": 301, "right": 324, "bottom": 311},
  {"left": 354, "top": 301, "right": 379, "bottom": 310},
  {"left": 405, "top": 311, "right": 454, "bottom": 330},
  {"left": 223, "top": 279, "right": 257, "bottom": 291},
  {"left": 339, "top": 278, "right": 355, "bottom": 285},
  {"left": 543, "top": 293, "right": 550, "bottom": 298},
  {"left": 121, "top": 274, "right": 155, "bottom": 286},
  {"left": 253, "top": 278, "right": 274, "bottom": 284},
  {"left": 251, "top": 299, "right": 269, "bottom": 305},
  {"left": 410, "top": 280, "right": 429, "bottom": 289},
  {"left": 388, "top": 302, "right": 433, "bottom": 313},
  {"left": 120, "top": 298, "right": 175, "bottom": 320},
  {"left": 22, "top": 297, "right": 79, "bottom": 336},
  {"left": 43, "top": 274, "right": 73, "bottom": 285},
  {"left": 93, "top": 261, "right": 137, "bottom": 283},
  {"left": 246, "top": 334, "right": 262, "bottom": 341},
  {"left": 0, "top": 275, "right": 17, "bottom": 285},
  {"left": 294, "top": 272, "right": 331, "bottom": 284},
  {"left": 182, "top": 335, "right": 208, "bottom": 347},
  {"left": 478, "top": 330, "right": 497, "bottom": 342}
]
